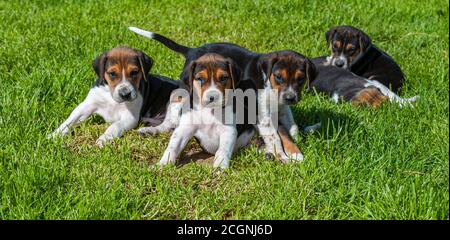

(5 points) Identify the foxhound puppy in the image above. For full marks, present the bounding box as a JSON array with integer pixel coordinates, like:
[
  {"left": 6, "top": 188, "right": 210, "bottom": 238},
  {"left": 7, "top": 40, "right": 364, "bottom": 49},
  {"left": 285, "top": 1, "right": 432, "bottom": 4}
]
[
  {"left": 49, "top": 46, "right": 178, "bottom": 146},
  {"left": 143, "top": 54, "right": 254, "bottom": 170}
]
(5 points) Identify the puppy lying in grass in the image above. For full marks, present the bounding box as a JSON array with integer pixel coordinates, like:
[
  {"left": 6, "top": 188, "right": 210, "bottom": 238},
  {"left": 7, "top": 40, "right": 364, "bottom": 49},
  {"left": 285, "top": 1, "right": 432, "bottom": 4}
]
[{"left": 49, "top": 46, "right": 178, "bottom": 147}]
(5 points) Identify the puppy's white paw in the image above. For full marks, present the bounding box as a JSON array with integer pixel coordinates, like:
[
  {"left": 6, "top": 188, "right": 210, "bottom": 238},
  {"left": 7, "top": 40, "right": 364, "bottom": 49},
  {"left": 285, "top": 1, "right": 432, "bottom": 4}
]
[
  {"left": 138, "top": 127, "right": 158, "bottom": 136},
  {"left": 407, "top": 96, "right": 419, "bottom": 103},
  {"left": 289, "top": 152, "right": 304, "bottom": 162},
  {"left": 96, "top": 136, "right": 113, "bottom": 148},
  {"left": 278, "top": 152, "right": 291, "bottom": 164},
  {"left": 289, "top": 125, "right": 300, "bottom": 140},
  {"left": 48, "top": 129, "right": 66, "bottom": 140},
  {"left": 213, "top": 157, "right": 229, "bottom": 170},
  {"left": 47, "top": 132, "right": 58, "bottom": 140},
  {"left": 95, "top": 138, "right": 105, "bottom": 148}
]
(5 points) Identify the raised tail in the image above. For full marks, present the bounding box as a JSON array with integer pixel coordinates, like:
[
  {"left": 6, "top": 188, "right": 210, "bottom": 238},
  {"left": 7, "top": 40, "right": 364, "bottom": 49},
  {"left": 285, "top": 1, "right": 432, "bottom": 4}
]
[{"left": 128, "top": 26, "right": 191, "bottom": 56}]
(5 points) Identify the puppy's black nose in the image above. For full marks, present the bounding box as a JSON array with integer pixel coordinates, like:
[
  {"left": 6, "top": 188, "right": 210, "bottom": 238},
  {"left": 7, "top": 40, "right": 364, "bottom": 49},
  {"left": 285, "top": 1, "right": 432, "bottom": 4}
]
[
  {"left": 335, "top": 59, "right": 345, "bottom": 68},
  {"left": 283, "top": 94, "right": 296, "bottom": 104},
  {"left": 119, "top": 88, "right": 131, "bottom": 99},
  {"left": 209, "top": 96, "right": 215, "bottom": 102}
]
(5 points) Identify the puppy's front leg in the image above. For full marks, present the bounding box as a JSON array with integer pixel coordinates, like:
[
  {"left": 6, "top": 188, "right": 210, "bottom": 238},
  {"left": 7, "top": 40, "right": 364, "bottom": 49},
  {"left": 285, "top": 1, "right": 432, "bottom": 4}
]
[
  {"left": 213, "top": 126, "right": 237, "bottom": 170},
  {"left": 96, "top": 116, "right": 138, "bottom": 147},
  {"left": 49, "top": 101, "right": 96, "bottom": 138},
  {"left": 158, "top": 125, "right": 196, "bottom": 166},
  {"left": 255, "top": 118, "right": 289, "bottom": 162},
  {"left": 279, "top": 105, "right": 299, "bottom": 140},
  {"left": 278, "top": 125, "right": 304, "bottom": 162},
  {"left": 138, "top": 101, "right": 183, "bottom": 136}
]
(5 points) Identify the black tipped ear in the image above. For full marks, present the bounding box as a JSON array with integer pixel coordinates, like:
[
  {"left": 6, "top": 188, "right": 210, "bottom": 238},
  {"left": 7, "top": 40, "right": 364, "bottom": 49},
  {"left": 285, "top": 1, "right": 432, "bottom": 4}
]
[
  {"left": 305, "top": 58, "right": 317, "bottom": 88},
  {"left": 181, "top": 61, "right": 196, "bottom": 95},
  {"left": 325, "top": 27, "right": 337, "bottom": 48},
  {"left": 138, "top": 51, "right": 153, "bottom": 82},
  {"left": 93, "top": 52, "right": 108, "bottom": 80}
]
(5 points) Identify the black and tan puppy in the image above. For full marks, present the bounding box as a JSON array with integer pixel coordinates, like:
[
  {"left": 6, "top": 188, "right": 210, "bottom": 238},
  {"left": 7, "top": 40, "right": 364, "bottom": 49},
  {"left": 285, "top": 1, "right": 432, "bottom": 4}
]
[
  {"left": 49, "top": 46, "right": 178, "bottom": 146},
  {"left": 325, "top": 25, "right": 405, "bottom": 93},
  {"left": 129, "top": 27, "right": 313, "bottom": 162},
  {"left": 310, "top": 57, "right": 417, "bottom": 108},
  {"left": 149, "top": 53, "right": 255, "bottom": 170}
]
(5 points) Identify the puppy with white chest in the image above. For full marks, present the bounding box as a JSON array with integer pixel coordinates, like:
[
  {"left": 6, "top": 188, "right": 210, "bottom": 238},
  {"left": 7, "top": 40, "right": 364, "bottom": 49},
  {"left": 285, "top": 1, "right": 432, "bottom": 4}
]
[
  {"left": 129, "top": 27, "right": 315, "bottom": 163},
  {"left": 155, "top": 53, "right": 254, "bottom": 170},
  {"left": 49, "top": 46, "right": 178, "bottom": 146}
]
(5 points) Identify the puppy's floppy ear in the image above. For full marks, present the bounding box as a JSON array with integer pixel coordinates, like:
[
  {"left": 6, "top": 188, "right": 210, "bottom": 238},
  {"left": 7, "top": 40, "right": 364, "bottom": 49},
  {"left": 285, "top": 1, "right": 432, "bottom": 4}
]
[
  {"left": 182, "top": 61, "right": 196, "bottom": 95},
  {"left": 305, "top": 58, "right": 317, "bottom": 89},
  {"left": 93, "top": 52, "right": 108, "bottom": 80},
  {"left": 137, "top": 51, "right": 153, "bottom": 82},
  {"left": 325, "top": 27, "right": 338, "bottom": 49},
  {"left": 225, "top": 59, "right": 241, "bottom": 90},
  {"left": 358, "top": 31, "right": 372, "bottom": 52},
  {"left": 257, "top": 54, "right": 278, "bottom": 87}
]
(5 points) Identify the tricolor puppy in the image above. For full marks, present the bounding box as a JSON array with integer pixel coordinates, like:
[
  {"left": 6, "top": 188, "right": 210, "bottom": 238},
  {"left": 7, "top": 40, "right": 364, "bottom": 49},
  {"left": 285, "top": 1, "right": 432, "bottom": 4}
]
[
  {"left": 325, "top": 25, "right": 405, "bottom": 93},
  {"left": 129, "top": 26, "right": 314, "bottom": 162},
  {"left": 310, "top": 57, "right": 417, "bottom": 108},
  {"left": 255, "top": 51, "right": 314, "bottom": 161},
  {"left": 49, "top": 46, "right": 178, "bottom": 147},
  {"left": 152, "top": 53, "right": 254, "bottom": 170}
]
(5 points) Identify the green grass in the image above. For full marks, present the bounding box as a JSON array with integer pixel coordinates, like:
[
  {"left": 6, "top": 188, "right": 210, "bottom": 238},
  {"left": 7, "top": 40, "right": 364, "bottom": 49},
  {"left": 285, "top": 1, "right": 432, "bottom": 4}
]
[{"left": 0, "top": 0, "right": 448, "bottom": 219}]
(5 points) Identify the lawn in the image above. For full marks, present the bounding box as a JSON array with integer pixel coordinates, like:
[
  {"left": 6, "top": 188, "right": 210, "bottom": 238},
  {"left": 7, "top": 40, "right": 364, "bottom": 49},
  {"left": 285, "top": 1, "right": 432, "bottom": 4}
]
[{"left": 0, "top": 0, "right": 448, "bottom": 219}]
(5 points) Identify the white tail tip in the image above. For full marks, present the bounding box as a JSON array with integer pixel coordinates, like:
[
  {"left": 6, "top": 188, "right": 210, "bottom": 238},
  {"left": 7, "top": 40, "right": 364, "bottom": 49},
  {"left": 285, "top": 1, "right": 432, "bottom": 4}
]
[
  {"left": 407, "top": 96, "right": 419, "bottom": 103},
  {"left": 128, "top": 26, "right": 154, "bottom": 39},
  {"left": 303, "top": 122, "right": 322, "bottom": 133}
]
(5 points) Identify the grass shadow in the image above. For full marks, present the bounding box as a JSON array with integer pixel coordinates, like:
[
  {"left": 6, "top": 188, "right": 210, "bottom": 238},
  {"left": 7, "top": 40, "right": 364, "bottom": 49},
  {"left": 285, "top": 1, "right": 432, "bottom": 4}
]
[{"left": 295, "top": 106, "right": 362, "bottom": 140}]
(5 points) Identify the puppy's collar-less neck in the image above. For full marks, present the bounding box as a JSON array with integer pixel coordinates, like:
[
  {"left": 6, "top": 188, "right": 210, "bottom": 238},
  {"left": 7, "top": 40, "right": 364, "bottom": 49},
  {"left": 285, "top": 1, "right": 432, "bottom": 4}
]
[{"left": 349, "top": 44, "right": 382, "bottom": 75}]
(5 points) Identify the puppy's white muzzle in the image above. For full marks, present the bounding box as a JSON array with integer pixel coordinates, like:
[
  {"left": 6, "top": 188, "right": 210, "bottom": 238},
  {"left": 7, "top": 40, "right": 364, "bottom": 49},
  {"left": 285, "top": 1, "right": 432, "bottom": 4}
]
[
  {"left": 330, "top": 54, "right": 349, "bottom": 69},
  {"left": 202, "top": 88, "right": 224, "bottom": 107},
  {"left": 112, "top": 81, "right": 137, "bottom": 103}
]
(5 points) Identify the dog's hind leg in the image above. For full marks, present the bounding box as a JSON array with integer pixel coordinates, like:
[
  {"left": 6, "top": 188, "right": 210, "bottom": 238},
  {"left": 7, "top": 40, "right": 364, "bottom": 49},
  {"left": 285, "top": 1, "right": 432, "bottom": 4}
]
[{"left": 364, "top": 79, "right": 418, "bottom": 107}]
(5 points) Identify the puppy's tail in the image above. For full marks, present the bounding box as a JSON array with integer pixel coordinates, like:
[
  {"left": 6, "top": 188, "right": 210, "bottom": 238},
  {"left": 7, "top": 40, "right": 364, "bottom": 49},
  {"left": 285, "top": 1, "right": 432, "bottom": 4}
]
[
  {"left": 128, "top": 26, "right": 191, "bottom": 57},
  {"left": 351, "top": 87, "right": 388, "bottom": 108}
]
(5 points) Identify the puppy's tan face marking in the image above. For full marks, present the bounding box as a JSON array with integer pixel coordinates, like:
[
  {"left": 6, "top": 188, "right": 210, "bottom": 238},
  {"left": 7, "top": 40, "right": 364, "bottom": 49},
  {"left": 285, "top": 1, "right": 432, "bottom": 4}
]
[
  {"left": 190, "top": 54, "right": 235, "bottom": 107},
  {"left": 103, "top": 48, "right": 143, "bottom": 91},
  {"left": 94, "top": 47, "right": 151, "bottom": 103},
  {"left": 327, "top": 28, "right": 369, "bottom": 68},
  {"left": 265, "top": 55, "right": 310, "bottom": 105}
]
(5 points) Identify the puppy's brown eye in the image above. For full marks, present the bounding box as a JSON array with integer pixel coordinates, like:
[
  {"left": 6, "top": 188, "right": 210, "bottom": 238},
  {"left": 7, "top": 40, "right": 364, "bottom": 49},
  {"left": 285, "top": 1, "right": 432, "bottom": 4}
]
[{"left": 130, "top": 70, "right": 139, "bottom": 77}]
